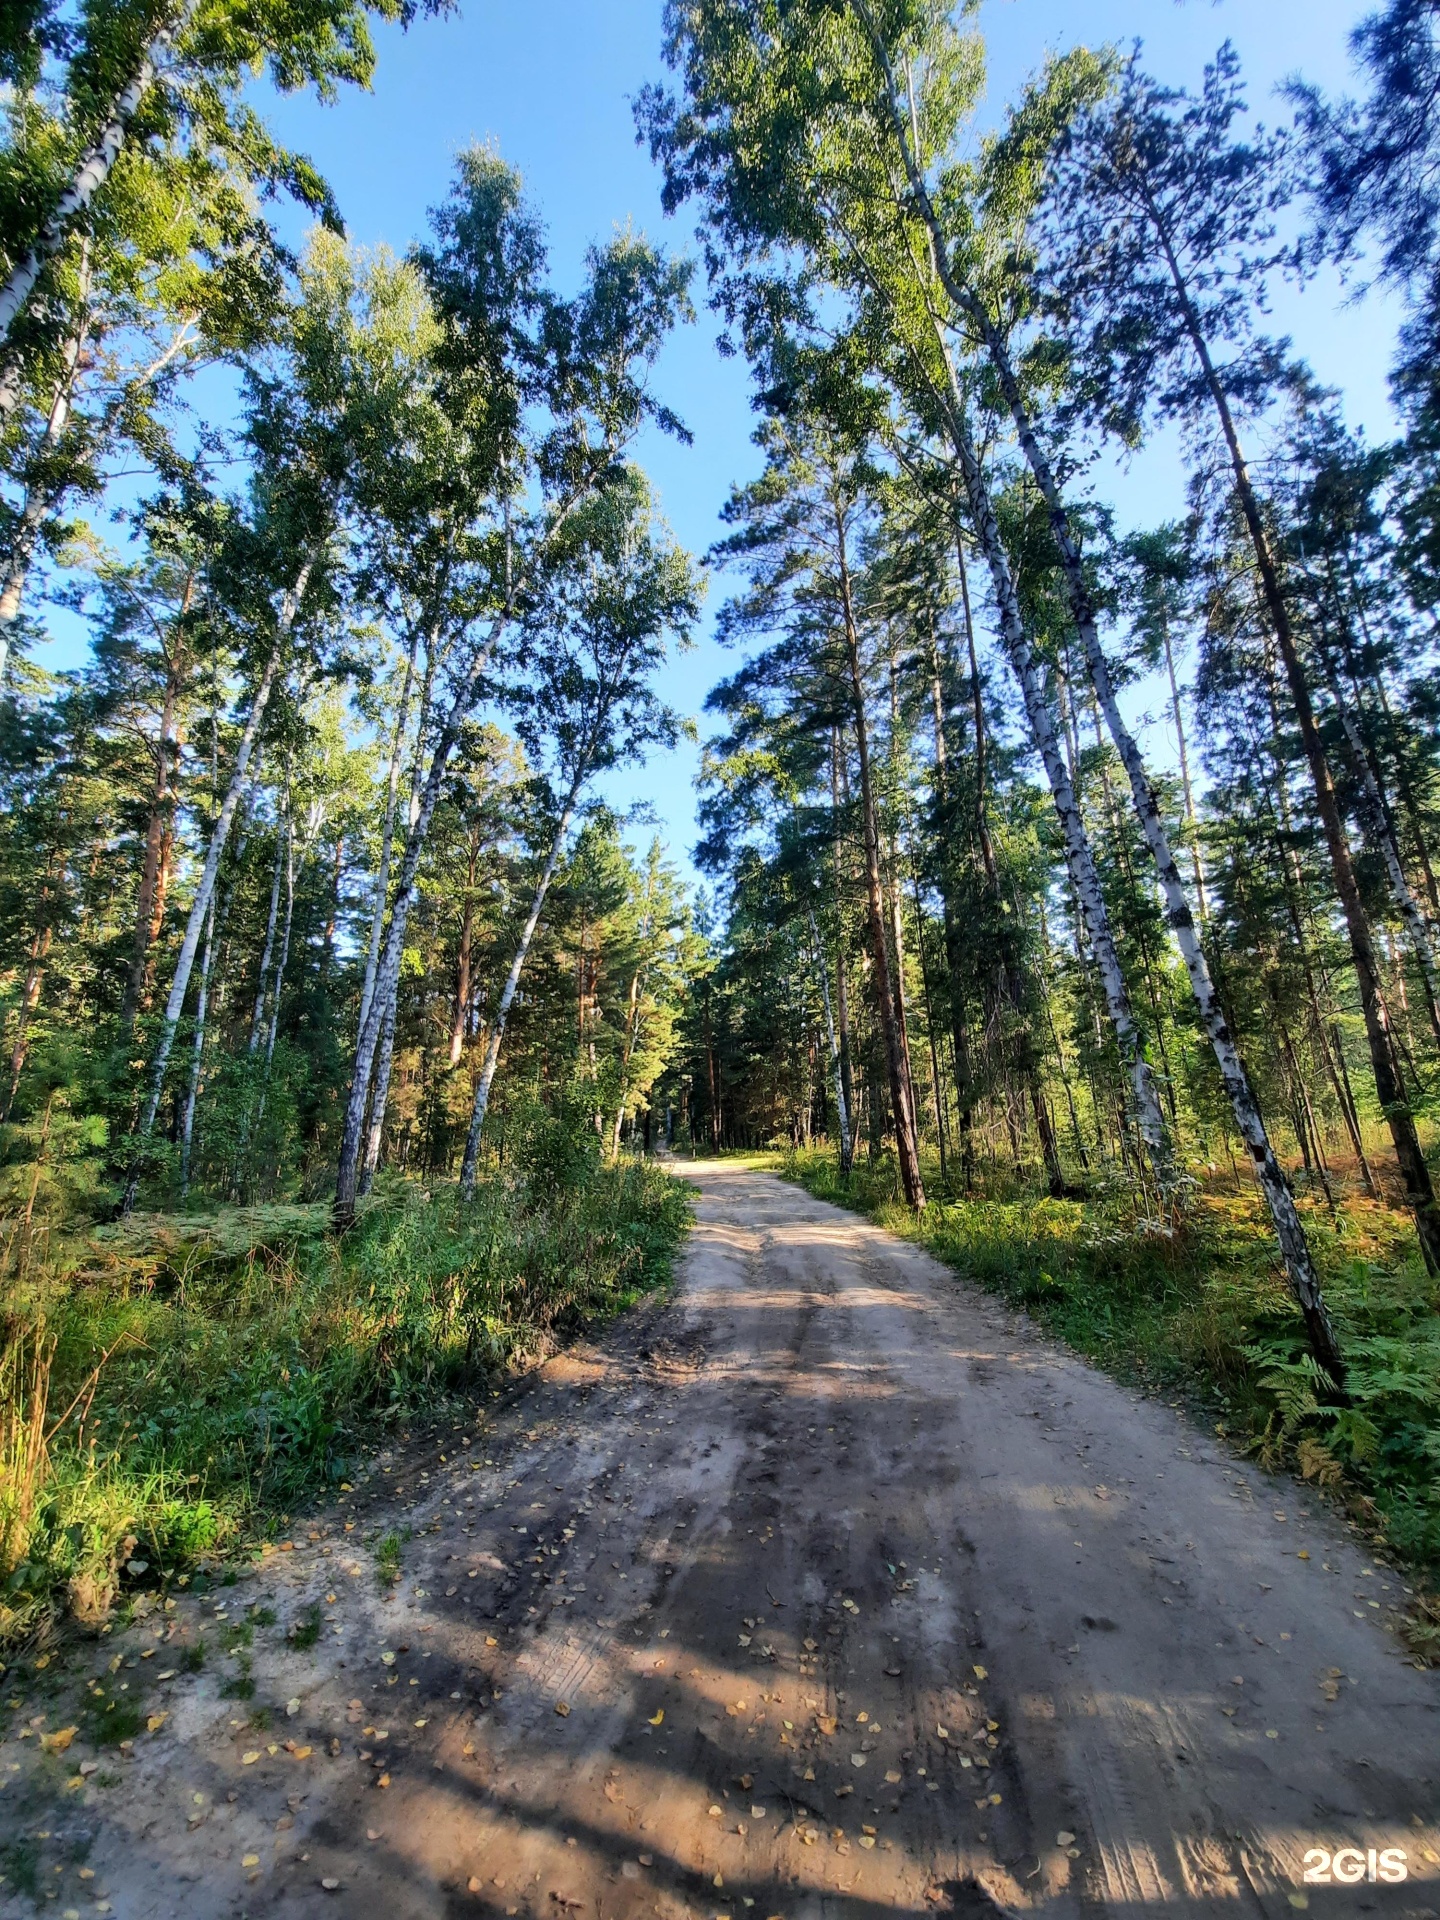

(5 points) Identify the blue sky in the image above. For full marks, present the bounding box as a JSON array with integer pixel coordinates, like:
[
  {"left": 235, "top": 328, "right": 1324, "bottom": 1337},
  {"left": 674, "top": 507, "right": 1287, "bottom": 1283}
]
[{"left": 135, "top": 0, "right": 1418, "bottom": 876}]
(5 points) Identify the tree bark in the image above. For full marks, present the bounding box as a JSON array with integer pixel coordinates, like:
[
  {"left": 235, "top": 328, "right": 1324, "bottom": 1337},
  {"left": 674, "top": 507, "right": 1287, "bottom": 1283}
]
[
  {"left": 359, "top": 989, "right": 397, "bottom": 1196},
  {"left": 1320, "top": 650, "right": 1440, "bottom": 1051},
  {"left": 937, "top": 378, "right": 1171, "bottom": 1176},
  {"left": 262, "top": 823, "right": 297, "bottom": 1074},
  {"left": 835, "top": 498, "right": 925, "bottom": 1209},
  {"left": 178, "top": 889, "right": 215, "bottom": 1200},
  {"left": 123, "top": 614, "right": 192, "bottom": 1027},
  {"left": 248, "top": 822, "right": 286, "bottom": 1053},
  {"left": 830, "top": 730, "right": 858, "bottom": 1160},
  {"left": 121, "top": 556, "right": 311, "bottom": 1212},
  {"left": 888, "top": 128, "right": 1348, "bottom": 1364},
  {"left": 334, "top": 614, "right": 505, "bottom": 1225},
  {"left": 357, "top": 630, "right": 420, "bottom": 1040},
  {"left": 0, "top": 3, "right": 195, "bottom": 369},
  {"left": 1160, "top": 612, "right": 1208, "bottom": 922},
  {"left": 449, "top": 824, "right": 481, "bottom": 1069},
  {"left": 1136, "top": 193, "right": 1439, "bottom": 1276},
  {"left": 458, "top": 786, "right": 580, "bottom": 1193},
  {"left": 0, "top": 277, "right": 89, "bottom": 686},
  {"left": 809, "top": 906, "right": 853, "bottom": 1174}
]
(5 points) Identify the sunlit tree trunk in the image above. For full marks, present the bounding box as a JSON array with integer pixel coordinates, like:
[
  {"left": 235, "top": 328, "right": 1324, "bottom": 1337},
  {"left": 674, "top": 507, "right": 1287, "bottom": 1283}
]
[
  {"left": 178, "top": 891, "right": 215, "bottom": 1200},
  {"left": 357, "top": 629, "right": 420, "bottom": 1040},
  {"left": 458, "top": 782, "right": 581, "bottom": 1195},
  {"left": 835, "top": 498, "right": 925, "bottom": 1209},
  {"left": 0, "top": 3, "right": 197, "bottom": 373},
  {"left": 123, "top": 556, "right": 313, "bottom": 1213}
]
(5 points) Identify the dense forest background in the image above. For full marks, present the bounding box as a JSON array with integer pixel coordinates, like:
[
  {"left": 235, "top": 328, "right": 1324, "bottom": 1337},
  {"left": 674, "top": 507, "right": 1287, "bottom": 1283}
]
[{"left": 3, "top": 0, "right": 1440, "bottom": 1649}]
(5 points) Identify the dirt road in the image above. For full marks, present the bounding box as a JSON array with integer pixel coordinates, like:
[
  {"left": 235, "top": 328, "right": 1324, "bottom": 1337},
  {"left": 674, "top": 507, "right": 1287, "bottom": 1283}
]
[{"left": 7, "top": 1163, "right": 1439, "bottom": 1918}]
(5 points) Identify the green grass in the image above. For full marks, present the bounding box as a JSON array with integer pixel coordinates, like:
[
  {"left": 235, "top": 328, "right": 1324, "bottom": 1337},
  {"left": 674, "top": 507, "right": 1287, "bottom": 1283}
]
[
  {"left": 375, "top": 1531, "right": 402, "bottom": 1588},
  {"left": 783, "top": 1145, "right": 1440, "bottom": 1615},
  {"left": 0, "top": 1156, "right": 691, "bottom": 1649},
  {"left": 0, "top": 1838, "right": 40, "bottom": 1898},
  {"left": 289, "top": 1602, "right": 322, "bottom": 1649}
]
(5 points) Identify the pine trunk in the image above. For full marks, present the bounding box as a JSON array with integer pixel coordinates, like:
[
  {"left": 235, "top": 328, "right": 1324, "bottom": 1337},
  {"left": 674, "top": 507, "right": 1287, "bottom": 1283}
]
[
  {"left": 1146, "top": 211, "right": 1439, "bottom": 1276},
  {"left": 954, "top": 250, "right": 1348, "bottom": 1369},
  {"left": 836, "top": 505, "right": 925, "bottom": 1209}
]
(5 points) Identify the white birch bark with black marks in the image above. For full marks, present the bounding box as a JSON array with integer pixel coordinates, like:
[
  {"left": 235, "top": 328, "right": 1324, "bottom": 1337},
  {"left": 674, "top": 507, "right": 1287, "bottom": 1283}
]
[
  {"left": 358, "top": 988, "right": 397, "bottom": 1194},
  {"left": 0, "top": 2, "right": 196, "bottom": 369},
  {"left": 919, "top": 323, "right": 1171, "bottom": 1174},
  {"left": 989, "top": 353, "right": 1345, "bottom": 1372},
  {"left": 121, "top": 557, "right": 312, "bottom": 1210},
  {"left": 248, "top": 821, "right": 286, "bottom": 1053},
  {"left": 458, "top": 785, "right": 581, "bottom": 1194},
  {"left": 0, "top": 310, "right": 88, "bottom": 689},
  {"left": 178, "top": 890, "right": 214, "bottom": 1199},
  {"left": 856, "top": 14, "right": 1345, "bottom": 1380},
  {"left": 357, "top": 631, "right": 420, "bottom": 1038},
  {"left": 334, "top": 617, "right": 506, "bottom": 1220}
]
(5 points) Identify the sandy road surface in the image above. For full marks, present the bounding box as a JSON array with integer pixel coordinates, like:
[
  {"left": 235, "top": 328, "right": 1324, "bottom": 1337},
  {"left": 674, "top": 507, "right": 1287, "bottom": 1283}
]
[{"left": 5, "top": 1162, "right": 1439, "bottom": 1920}]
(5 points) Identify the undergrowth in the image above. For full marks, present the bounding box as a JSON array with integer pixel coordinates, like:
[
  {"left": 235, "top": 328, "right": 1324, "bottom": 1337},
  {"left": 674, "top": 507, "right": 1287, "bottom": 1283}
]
[
  {"left": 783, "top": 1145, "right": 1440, "bottom": 1612},
  {"left": 0, "top": 1155, "right": 690, "bottom": 1649}
]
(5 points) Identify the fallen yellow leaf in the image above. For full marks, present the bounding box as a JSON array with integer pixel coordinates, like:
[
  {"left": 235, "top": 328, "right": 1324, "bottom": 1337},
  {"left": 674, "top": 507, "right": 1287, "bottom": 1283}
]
[
  {"left": 146, "top": 1714, "right": 167, "bottom": 1733},
  {"left": 972, "top": 1665, "right": 987, "bottom": 1680},
  {"left": 554, "top": 1701, "right": 570, "bottom": 1717},
  {"left": 648, "top": 1710, "right": 664, "bottom": 1726},
  {"left": 241, "top": 1750, "right": 261, "bottom": 1765},
  {"left": 40, "top": 1726, "right": 77, "bottom": 1754}
]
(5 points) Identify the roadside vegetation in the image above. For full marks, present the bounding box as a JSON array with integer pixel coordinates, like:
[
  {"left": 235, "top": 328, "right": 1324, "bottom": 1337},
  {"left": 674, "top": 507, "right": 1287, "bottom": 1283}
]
[
  {"left": 5, "top": 0, "right": 1440, "bottom": 1681},
  {"left": 0, "top": 1137, "right": 689, "bottom": 1651},
  {"left": 784, "top": 1143, "right": 1440, "bottom": 1652}
]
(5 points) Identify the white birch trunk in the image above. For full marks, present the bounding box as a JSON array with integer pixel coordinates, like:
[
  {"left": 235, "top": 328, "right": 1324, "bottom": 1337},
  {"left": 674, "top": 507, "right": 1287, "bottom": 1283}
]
[
  {"left": 853, "top": 10, "right": 1345, "bottom": 1380},
  {"left": 357, "top": 632, "right": 419, "bottom": 1037},
  {"left": 358, "top": 987, "right": 398, "bottom": 1194},
  {"left": 334, "top": 618, "right": 506, "bottom": 1220},
  {"left": 178, "top": 889, "right": 214, "bottom": 1200},
  {"left": 248, "top": 822, "right": 286, "bottom": 1053},
  {"left": 121, "top": 557, "right": 312, "bottom": 1209},
  {"left": 0, "top": 282, "right": 88, "bottom": 685},
  {"left": 924, "top": 336, "right": 1171, "bottom": 1170},
  {"left": 262, "top": 825, "right": 297, "bottom": 1074},
  {"left": 458, "top": 789, "right": 579, "bottom": 1194},
  {"left": 0, "top": 2, "right": 195, "bottom": 369},
  {"left": 980, "top": 325, "right": 1344, "bottom": 1372}
]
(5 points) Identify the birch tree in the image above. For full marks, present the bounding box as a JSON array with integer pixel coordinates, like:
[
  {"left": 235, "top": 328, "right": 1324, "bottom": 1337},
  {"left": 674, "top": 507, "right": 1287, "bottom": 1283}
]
[{"left": 456, "top": 474, "right": 698, "bottom": 1188}]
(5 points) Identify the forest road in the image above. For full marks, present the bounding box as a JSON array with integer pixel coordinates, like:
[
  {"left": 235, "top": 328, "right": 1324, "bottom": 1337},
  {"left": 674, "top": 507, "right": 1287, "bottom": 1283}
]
[{"left": 26, "top": 1163, "right": 1440, "bottom": 1920}]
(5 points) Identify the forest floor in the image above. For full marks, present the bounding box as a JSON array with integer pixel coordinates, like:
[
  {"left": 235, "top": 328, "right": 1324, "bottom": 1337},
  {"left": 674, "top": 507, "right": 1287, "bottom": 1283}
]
[{"left": 2, "top": 1161, "right": 1439, "bottom": 1919}]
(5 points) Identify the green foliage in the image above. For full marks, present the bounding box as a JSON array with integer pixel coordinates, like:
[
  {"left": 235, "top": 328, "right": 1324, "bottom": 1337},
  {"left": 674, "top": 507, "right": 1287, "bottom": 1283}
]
[
  {"left": 0, "top": 1157, "right": 690, "bottom": 1647},
  {"left": 290, "top": 1600, "right": 322, "bottom": 1647},
  {"left": 374, "top": 1532, "right": 401, "bottom": 1588}
]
